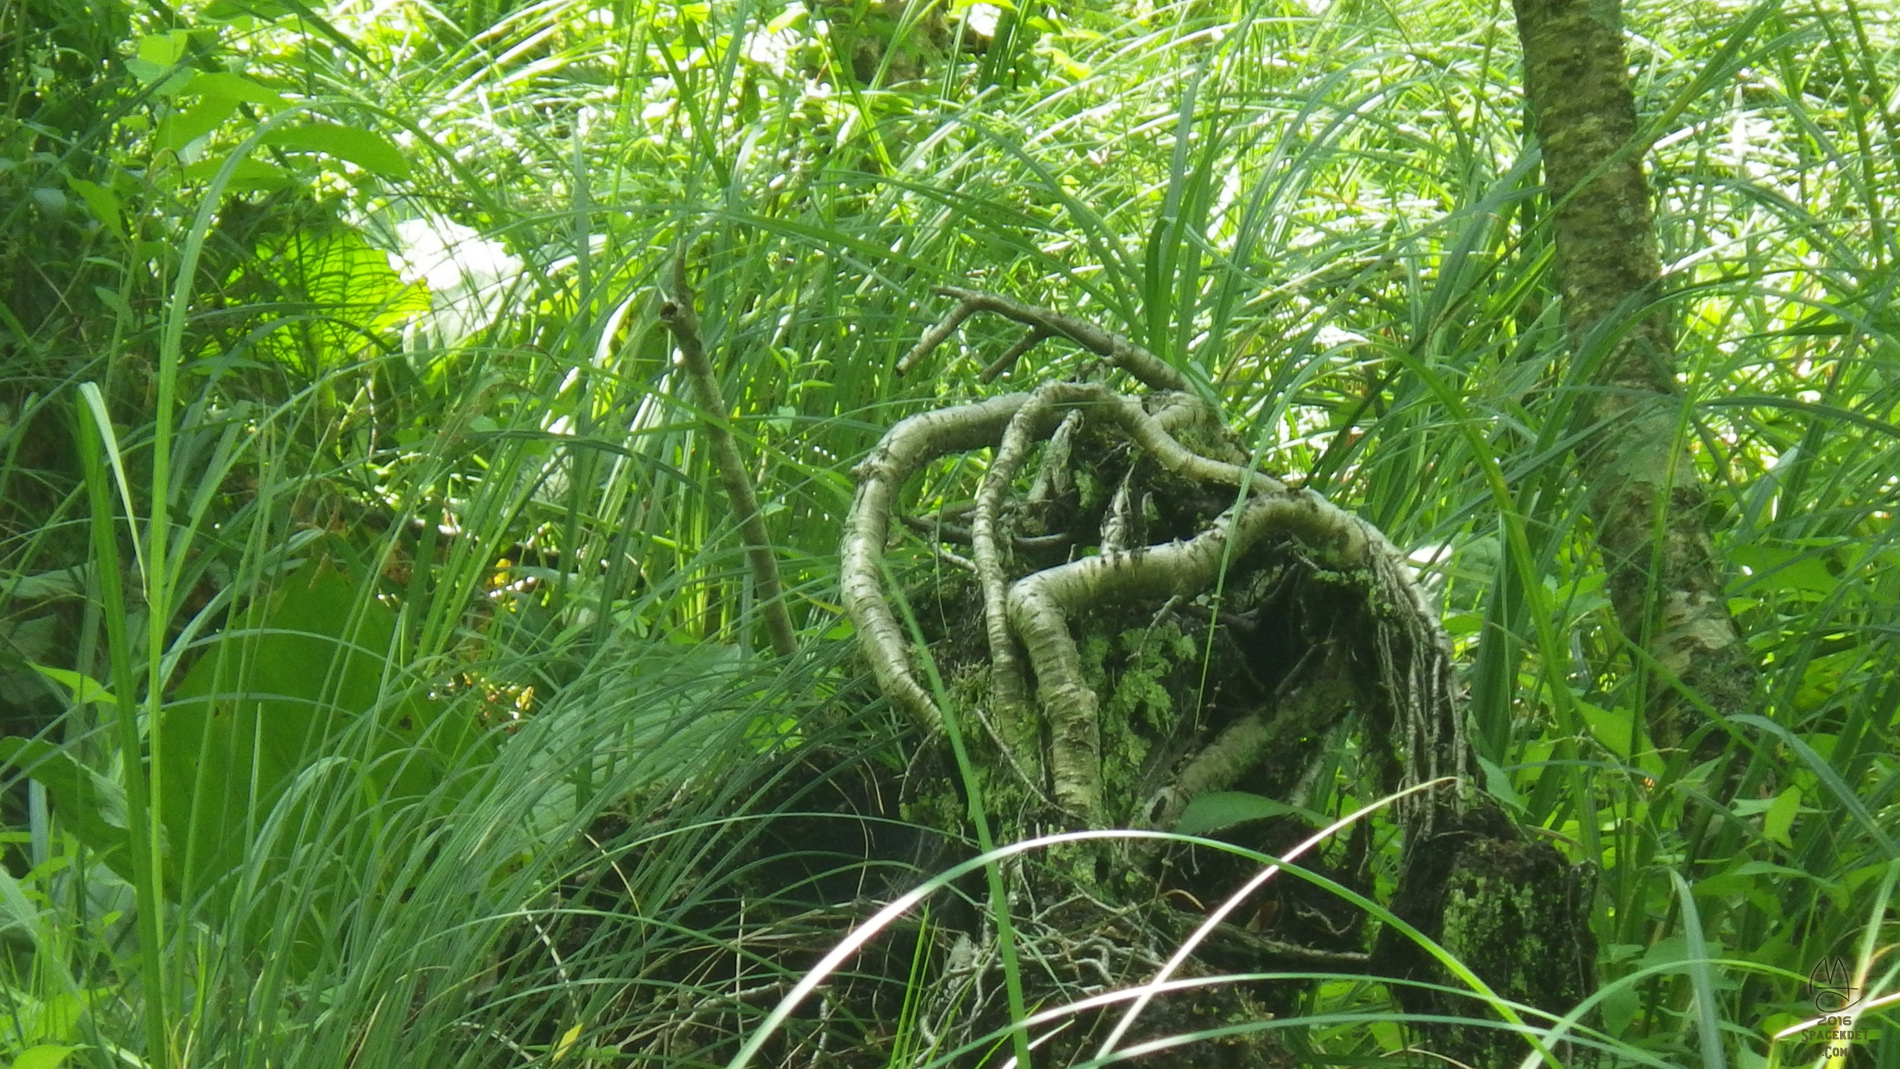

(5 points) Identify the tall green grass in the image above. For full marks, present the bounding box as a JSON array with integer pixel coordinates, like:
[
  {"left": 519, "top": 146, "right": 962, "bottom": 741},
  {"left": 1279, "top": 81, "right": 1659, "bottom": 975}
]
[{"left": 1, "top": 0, "right": 1896, "bottom": 1064}]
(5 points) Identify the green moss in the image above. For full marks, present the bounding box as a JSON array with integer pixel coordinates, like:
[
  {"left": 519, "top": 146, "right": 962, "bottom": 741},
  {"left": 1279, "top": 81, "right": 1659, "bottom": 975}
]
[
  {"left": 1079, "top": 631, "right": 1111, "bottom": 690},
  {"left": 1106, "top": 621, "right": 1195, "bottom": 732},
  {"left": 1078, "top": 618, "right": 1209, "bottom": 818},
  {"left": 1428, "top": 838, "right": 1596, "bottom": 1066}
]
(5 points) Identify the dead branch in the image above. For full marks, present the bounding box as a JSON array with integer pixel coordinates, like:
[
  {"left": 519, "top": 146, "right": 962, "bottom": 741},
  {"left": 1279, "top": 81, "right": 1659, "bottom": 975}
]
[
  {"left": 660, "top": 256, "right": 798, "bottom": 658},
  {"left": 899, "top": 285, "right": 1195, "bottom": 397}
]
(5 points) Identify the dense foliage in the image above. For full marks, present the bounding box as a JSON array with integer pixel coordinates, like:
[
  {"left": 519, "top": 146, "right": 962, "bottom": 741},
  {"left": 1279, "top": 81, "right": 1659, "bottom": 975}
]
[{"left": 2, "top": 0, "right": 1897, "bottom": 1065}]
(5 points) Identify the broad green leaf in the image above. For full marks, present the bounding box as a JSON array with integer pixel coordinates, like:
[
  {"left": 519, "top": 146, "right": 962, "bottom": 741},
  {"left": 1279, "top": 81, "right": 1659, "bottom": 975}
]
[
  {"left": 1, "top": 567, "right": 88, "bottom": 601},
  {"left": 26, "top": 991, "right": 84, "bottom": 1044},
  {"left": 66, "top": 179, "right": 125, "bottom": 240},
  {"left": 235, "top": 222, "right": 426, "bottom": 371},
  {"left": 1637, "top": 748, "right": 1665, "bottom": 781},
  {"left": 1729, "top": 543, "right": 1842, "bottom": 598},
  {"left": 1692, "top": 861, "right": 1837, "bottom": 903},
  {"left": 1762, "top": 786, "right": 1801, "bottom": 848},
  {"left": 0, "top": 739, "right": 130, "bottom": 878},
  {"left": 30, "top": 188, "right": 66, "bottom": 216},
  {"left": 179, "top": 154, "right": 293, "bottom": 192},
  {"left": 29, "top": 666, "right": 115, "bottom": 708},
  {"left": 1174, "top": 792, "right": 1316, "bottom": 836},
  {"left": 161, "top": 550, "right": 490, "bottom": 971},
  {"left": 1636, "top": 932, "right": 1724, "bottom": 970},
  {"left": 95, "top": 284, "right": 135, "bottom": 318},
  {"left": 126, "top": 32, "right": 196, "bottom": 92},
  {"left": 155, "top": 96, "right": 240, "bottom": 153},
  {"left": 136, "top": 31, "right": 190, "bottom": 66},
  {"left": 1476, "top": 755, "right": 1526, "bottom": 813},
  {"left": 201, "top": 0, "right": 295, "bottom": 17},
  {"left": 1599, "top": 979, "right": 1639, "bottom": 1037},
  {"left": 1575, "top": 699, "right": 1635, "bottom": 759},
  {"left": 11, "top": 1044, "right": 79, "bottom": 1069},
  {"left": 262, "top": 123, "right": 411, "bottom": 177},
  {"left": 184, "top": 71, "right": 288, "bottom": 109}
]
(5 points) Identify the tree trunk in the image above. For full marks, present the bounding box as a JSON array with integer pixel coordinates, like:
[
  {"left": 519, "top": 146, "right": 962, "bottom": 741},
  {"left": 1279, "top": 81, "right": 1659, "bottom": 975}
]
[{"left": 1512, "top": 0, "right": 1756, "bottom": 754}]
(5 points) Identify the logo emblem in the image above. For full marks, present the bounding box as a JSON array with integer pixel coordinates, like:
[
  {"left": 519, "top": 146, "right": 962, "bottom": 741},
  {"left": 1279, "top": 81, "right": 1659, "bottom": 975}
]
[{"left": 1809, "top": 956, "right": 1861, "bottom": 1013}]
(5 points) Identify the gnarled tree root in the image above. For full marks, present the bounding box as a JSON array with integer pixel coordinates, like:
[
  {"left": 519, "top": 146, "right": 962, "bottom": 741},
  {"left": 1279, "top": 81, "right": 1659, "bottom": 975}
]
[{"left": 842, "top": 287, "right": 1598, "bottom": 1067}]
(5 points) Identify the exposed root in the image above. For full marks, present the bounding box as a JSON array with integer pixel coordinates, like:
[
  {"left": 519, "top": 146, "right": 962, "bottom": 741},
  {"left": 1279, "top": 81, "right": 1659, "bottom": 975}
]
[
  {"left": 828, "top": 289, "right": 1596, "bottom": 1068},
  {"left": 848, "top": 289, "right": 1467, "bottom": 828}
]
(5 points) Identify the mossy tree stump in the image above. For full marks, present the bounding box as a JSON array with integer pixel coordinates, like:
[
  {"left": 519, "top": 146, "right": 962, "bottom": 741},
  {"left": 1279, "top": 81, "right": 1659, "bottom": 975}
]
[{"left": 834, "top": 287, "right": 1597, "bottom": 1067}]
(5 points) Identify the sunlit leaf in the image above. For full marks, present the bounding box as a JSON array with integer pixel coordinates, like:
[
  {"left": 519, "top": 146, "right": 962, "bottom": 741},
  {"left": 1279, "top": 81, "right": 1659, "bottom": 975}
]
[
  {"left": 29, "top": 665, "right": 115, "bottom": 707},
  {"left": 184, "top": 71, "right": 290, "bottom": 109},
  {"left": 10, "top": 1045, "right": 79, "bottom": 1069},
  {"left": 262, "top": 122, "right": 412, "bottom": 177},
  {"left": 1576, "top": 699, "right": 1636, "bottom": 759}
]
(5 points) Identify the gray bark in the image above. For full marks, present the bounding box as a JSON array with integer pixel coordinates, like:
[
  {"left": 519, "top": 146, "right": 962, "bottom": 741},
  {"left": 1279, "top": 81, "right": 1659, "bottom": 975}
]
[{"left": 1512, "top": 0, "right": 1756, "bottom": 753}]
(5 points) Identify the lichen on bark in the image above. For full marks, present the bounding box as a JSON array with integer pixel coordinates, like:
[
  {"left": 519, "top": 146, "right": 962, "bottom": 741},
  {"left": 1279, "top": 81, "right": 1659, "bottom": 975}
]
[{"left": 1512, "top": 0, "right": 1757, "bottom": 756}]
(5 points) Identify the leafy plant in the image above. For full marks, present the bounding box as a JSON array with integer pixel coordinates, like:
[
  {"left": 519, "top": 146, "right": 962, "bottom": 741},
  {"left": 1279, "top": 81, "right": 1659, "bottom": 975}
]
[{"left": 1, "top": 0, "right": 1897, "bottom": 1065}]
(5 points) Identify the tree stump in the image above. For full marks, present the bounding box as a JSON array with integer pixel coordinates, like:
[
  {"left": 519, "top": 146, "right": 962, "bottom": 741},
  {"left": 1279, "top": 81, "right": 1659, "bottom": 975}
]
[{"left": 828, "top": 287, "right": 1598, "bottom": 1067}]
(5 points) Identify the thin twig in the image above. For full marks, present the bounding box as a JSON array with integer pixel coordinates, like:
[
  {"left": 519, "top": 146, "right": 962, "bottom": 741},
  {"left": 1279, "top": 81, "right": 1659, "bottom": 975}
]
[
  {"left": 896, "top": 300, "right": 980, "bottom": 375},
  {"left": 900, "top": 514, "right": 1070, "bottom": 552},
  {"left": 915, "top": 285, "right": 1193, "bottom": 394},
  {"left": 979, "top": 327, "right": 1052, "bottom": 382},
  {"left": 660, "top": 255, "right": 798, "bottom": 658}
]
